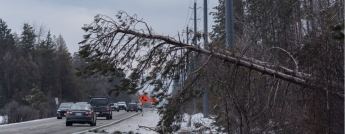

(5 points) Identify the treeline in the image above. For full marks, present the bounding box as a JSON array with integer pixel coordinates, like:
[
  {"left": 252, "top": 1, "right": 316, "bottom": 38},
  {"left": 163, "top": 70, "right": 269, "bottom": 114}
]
[
  {"left": 206, "top": 0, "right": 344, "bottom": 133},
  {"left": 166, "top": 0, "right": 343, "bottom": 133},
  {"left": 0, "top": 19, "right": 134, "bottom": 123},
  {"left": 0, "top": 19, "right": 92, "bottom": 107}
]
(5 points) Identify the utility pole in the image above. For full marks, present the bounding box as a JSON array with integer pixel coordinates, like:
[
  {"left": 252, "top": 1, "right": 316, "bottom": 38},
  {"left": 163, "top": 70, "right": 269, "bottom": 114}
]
[
  {"left": 193, "top": 0, "right": 197, "bottom": 114},
  {"left": 225, "top": 0, "right": 234, "bottom": 48},
  {"left": 203, "top": 0, "right": 209, "bottom": 118},
  {"left": 186, "top": 26, "right": 190, "bottom": 80},
  {"left": 187, "top": 27, "right": 189, "bottom": 45}
]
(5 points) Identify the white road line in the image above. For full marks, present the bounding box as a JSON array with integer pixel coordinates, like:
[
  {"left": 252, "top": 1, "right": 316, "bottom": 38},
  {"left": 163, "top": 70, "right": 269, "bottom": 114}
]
[
  {"left": 72, "top": 113, "right": 139, "bottom": 134},
  {"left": 0, "top": 117, "right": 56, "bottom": 127}
]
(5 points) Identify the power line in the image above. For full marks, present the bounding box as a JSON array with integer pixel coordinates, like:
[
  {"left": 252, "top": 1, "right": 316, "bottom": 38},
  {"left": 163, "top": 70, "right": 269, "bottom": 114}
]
[
  {"left": 182, "top": 0, "right": 193, "bottom": 34},
  {"left": 197, "top": 1, "right": 203, "bottom": 34}
]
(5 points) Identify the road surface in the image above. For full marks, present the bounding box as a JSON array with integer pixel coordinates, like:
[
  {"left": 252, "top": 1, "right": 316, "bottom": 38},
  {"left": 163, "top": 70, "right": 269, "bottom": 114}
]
[{"left": 0, "top": 111, "right": 139, "bottom": 134}]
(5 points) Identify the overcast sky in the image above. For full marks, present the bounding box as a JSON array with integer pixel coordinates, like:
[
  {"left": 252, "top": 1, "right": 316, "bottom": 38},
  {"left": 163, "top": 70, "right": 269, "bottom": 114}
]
[{"left": 0, "top": 0, "right": 218, "bottom": 54}]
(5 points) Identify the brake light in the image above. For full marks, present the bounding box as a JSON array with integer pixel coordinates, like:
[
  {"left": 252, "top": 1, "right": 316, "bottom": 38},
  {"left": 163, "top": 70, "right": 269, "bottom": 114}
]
[
  {"left": 85, "top": 110, "right": 92, "bottom": 115},
  {"left": 66, "top": 110, "right": 72, "bottom": 115}
]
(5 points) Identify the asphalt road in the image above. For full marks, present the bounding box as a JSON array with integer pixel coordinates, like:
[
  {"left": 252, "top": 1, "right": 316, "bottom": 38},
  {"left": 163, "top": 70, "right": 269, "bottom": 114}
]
[{"left": 0, "top": 111, "right": 139, "bottom": 134}]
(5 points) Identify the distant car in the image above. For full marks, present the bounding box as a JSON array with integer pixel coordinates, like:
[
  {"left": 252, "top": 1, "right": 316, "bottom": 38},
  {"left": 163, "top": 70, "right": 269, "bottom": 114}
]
[
  {"left": 111, "top": 103, "right": 119, "bottom": 112},
  {"left": 88, "top": 96, "right": 112, "bottom": 120},
  {"left": 137, "top": 103, "right": 143, "bottom": 112},
  {"left": 65, "top": 103, "right": 96, "bottom": 126},
  {"left": 117, "top": 102, "right": 127, "bottom": 111},
  {"left": 57, "top": 102, "right": 74, "bottom": 119},
  {"left": 127, "top": 103, "right": 138, "bottom": 112}
]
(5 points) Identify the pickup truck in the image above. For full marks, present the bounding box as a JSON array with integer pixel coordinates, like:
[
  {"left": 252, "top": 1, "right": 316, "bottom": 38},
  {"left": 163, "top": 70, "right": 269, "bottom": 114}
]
[{"left": 88, "top": 96, "right": 112, "bottom": 120}]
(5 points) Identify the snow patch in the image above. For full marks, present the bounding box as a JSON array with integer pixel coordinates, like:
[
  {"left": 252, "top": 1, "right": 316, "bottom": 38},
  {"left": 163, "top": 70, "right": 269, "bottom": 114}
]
[{"left": 84, "top": 109, "right": 225, "bottom": 134}]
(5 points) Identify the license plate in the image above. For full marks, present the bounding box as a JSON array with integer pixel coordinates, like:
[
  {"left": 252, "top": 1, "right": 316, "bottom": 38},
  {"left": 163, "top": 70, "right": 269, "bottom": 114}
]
[
  {"left": 76, "top": 113, "right": 82, "bottom": 116},
  {"left": 96, "top": 112, "right": 100, "bottom": 114}
]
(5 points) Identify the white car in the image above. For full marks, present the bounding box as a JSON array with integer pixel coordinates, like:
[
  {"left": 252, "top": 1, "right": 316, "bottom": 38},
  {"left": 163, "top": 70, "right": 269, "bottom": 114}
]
[
  {"left": 111, "top": 103, "right": 119, "bottom": 112},
  {"left": 117, "top": 102, "right": 127, "bottom": 111}
]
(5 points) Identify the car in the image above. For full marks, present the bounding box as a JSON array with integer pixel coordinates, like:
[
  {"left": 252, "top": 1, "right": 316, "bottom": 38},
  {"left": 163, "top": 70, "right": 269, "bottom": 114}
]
[
  {"left": 75, "top": 102, "right": 87, "bottom": 104},
  {"left": 117, "top": 102, "right": 127, "bottom": 111},
  {"left": 57, "top": 102, "right": 74, "bottom": 119},
  {"left": 111, "top": 103, "right": 119, "bottom": 112},
  {"left": 137, "top": 103, "right": 143, "bottom": 112},
  {"left": 88, "top": 96, "right": 112, "bottom": 120},
  {"left": 126, "top": 103, "right": 138, "bottom": 112},
  {"left": 65, "top": 103, "right": 97, "bottom": 126}
]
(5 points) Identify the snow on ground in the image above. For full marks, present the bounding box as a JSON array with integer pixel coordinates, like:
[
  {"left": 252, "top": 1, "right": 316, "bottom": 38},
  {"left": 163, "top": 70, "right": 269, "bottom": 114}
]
[
  {"left": 85, "top": 108, "right": 161, "bottom": 134},
  {"left": 179, "top": 113, "right": 222, "bottom": 133},
  {"left": 85, "top": 108, "right": 224, "bottom": 134}
]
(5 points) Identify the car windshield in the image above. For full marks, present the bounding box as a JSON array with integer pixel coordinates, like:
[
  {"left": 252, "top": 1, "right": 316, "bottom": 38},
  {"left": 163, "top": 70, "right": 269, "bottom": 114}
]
[
  {"left": 128, "top": 104, "right": 136, "bottom": 107},
  {"left": 59, "top": 103, "right": 73, "bottom": 108},
  {"left": 90, "top": 99, "right": 108, "bottom": 106},
  {"left": 70, "top": 104, "right": 90, "bottom": 110}
]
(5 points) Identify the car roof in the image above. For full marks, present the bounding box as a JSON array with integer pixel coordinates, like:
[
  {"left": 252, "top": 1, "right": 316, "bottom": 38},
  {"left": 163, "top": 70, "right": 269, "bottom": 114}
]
[
  {"left": 76, "top": 102, "right": 87, "bottom": 103},
  {"left": 72, "top": 103, "right": 91, "bottom": 106}
]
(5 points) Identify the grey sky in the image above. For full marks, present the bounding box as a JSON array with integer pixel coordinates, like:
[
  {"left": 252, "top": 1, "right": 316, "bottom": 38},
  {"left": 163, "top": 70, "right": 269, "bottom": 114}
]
[{"left": 0, "top": 0, "right": 218, "bottom": 54}]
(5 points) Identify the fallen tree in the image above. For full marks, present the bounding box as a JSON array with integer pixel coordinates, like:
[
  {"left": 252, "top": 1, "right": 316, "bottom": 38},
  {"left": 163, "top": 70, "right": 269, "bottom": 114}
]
[{"left": 78, "top": 12, "right": 343, "bottom": 98}]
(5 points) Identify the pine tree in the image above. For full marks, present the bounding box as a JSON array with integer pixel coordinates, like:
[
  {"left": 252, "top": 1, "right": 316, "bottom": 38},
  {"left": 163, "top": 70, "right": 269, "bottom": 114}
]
[
  {"left": 0, "top": 19, "right": 16, "bottom": 107},
  {"left": 19, "top": 23, "right": 36, "bottom": 55},
  {"left": 36, "top": 30, "right": 57, "bottom": 96}
]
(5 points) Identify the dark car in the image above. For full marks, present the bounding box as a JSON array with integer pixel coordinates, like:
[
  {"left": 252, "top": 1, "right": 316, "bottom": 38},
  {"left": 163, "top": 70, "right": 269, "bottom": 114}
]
[
  {"left": 88, "top": 96, "right": 112, "bottom": 120},
  {"left": 57, "top": 102, "right": 74, "bottom": 119},
  {"left": 65, "top": 104, "right": 96, "bottom": 126},
  {"left": 127, "top": 103, "right": 138, "bottom": 112}
]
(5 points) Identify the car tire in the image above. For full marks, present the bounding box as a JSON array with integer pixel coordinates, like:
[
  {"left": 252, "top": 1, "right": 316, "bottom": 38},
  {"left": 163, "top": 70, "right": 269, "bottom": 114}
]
[
  {"left": 65, "top": 122, "right": 69, "bottom": 126},
  {"left": 57, "top": 117, "right": 62, "bottom": 119},
  {"left": 106, "top": 116, "right": 109, "bottom": 120},
  {"left": 90, "top": 117, "right": 95, "bottom": 126}
]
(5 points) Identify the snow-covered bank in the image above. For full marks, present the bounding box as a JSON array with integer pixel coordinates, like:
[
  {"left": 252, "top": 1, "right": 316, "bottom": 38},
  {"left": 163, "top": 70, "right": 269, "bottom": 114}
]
[{"left": 84, "top": 109, "right": 225, "bottom": 134}]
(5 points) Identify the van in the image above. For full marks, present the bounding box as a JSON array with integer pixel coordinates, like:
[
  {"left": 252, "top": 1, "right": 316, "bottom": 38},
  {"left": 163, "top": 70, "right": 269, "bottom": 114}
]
[{"left": 88, "top": 96, "right": 112, "bottom": 120}]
